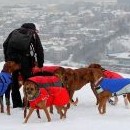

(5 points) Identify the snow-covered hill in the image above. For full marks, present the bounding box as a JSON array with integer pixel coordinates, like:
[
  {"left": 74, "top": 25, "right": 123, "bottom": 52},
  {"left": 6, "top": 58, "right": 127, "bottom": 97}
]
[{"left": 1, "top": 62, "right": 130, "bottom": 130}]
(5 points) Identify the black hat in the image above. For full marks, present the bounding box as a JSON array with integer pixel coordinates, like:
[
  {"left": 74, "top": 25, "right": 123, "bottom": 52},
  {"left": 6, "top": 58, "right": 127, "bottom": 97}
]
[{"left": 21, "top": 23, "right": 36, "bottom": 30}]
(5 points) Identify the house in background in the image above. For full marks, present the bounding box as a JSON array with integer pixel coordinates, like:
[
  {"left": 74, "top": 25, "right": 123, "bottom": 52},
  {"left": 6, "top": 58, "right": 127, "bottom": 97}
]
[
  {"left": 106, "top": 52, "right": 130, "bottom": 67},
  {"left": 100, "top": 52, "right": 130, "bottom": 74}
]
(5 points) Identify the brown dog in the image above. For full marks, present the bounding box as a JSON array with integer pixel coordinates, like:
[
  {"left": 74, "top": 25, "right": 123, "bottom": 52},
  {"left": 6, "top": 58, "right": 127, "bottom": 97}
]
[
  {"left": 0, "top": 61, "right": 21, "bottom": 115},
  {"left": 23, "top": 76, "right": 69, "bottom": 123},
  {"left": 88, "top": 63, "right": 128, "bottom": 106},
  {"left": 54, "top": 67, "right": 99, "bottom": 107},
  {"left": 87, "top": 68, "right": 130, "bottom": 114}
]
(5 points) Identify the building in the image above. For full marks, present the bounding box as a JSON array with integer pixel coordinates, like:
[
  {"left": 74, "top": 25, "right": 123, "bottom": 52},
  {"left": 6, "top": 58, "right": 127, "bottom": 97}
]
[
  {"left": 107, "top": 52, "right": 130, "bottom": 66},
  {"left": 117, "top": 0, "right": 130, "bottom": 4}
]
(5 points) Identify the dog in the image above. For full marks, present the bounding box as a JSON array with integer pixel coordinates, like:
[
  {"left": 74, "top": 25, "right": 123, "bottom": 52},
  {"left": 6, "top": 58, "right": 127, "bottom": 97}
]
[
  {"left": 0, "top": 61, "right": 20, "bottom": 115},
  {"left": 54, "top": 67, "right": 97, "bottom": 107},
  {"left": 86, "top": 67, "right": 130, "bottom": 114},
  {"left": 88, "top": 63, "right": 128, "bottom": 106},
  {"left": 95, "top": 77, "right": 130, "bottom": 114},
  {"left": 23, "top": 65, "right": 64, "bottom": 118},
  {"left": 23, "top": 76, "right": 69, "bottom": 123}
]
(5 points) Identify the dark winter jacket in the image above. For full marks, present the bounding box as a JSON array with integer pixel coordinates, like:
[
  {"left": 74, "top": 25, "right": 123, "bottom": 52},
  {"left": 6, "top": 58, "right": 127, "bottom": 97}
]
[{"left": 3, "top": 28, "right": 44, "bottom": 68}]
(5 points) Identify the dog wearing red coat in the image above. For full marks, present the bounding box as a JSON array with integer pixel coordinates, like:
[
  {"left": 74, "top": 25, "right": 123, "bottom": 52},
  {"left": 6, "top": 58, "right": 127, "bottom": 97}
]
[{"left": 23, "top": 76, "right": 69, "bottom": 123}]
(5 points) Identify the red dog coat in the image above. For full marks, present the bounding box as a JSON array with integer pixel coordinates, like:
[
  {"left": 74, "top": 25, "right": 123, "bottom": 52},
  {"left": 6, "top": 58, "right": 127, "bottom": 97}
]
[
  {"left": 32, "top": 66, "right": 60, "bottom": 74},
  {"left": 28, "top": 76, "right": 69, "bottom": 109}
]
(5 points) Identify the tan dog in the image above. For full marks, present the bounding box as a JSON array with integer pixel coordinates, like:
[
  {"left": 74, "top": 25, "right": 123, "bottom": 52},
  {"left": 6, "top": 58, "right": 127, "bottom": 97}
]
[
  {"left": 0, "top": 61, "right": 21, "bottom": 115},
  {"left": 23, "top": 76, "right": 69, "bottom": 123}
]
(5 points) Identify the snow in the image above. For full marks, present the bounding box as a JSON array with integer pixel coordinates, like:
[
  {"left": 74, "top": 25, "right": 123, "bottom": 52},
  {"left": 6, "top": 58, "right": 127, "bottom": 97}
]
[{"left": 1, "top": 62, "right": 130, "bottom": 130}]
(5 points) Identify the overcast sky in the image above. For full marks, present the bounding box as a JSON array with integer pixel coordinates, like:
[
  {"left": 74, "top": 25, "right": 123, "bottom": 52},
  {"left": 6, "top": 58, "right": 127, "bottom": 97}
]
[{"left": 0, "top": 0, "right": 117, "bottom": 6}]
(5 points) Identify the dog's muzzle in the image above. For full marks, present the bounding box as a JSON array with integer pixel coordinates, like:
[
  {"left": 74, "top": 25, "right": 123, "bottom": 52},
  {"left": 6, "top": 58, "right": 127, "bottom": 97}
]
[{"left": 26, "top": 90, "right": 32, "bottom": 95}]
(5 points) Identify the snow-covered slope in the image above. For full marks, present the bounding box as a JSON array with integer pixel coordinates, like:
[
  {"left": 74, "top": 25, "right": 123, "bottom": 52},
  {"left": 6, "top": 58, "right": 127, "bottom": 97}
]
[{"left": 0, "top": 62, "right": 130, "bottom": 130}]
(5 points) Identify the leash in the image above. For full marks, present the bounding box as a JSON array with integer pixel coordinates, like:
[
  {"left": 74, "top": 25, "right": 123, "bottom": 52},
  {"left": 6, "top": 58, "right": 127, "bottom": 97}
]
[{"left": 93, "top": 77, "right": 104, "bottom": 94}]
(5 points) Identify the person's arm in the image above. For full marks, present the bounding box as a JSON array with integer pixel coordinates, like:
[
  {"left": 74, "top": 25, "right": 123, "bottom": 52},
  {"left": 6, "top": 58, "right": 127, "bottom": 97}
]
[
  {"left": 3, "top": 32, "right": 13, "bottom": 61},
  {"left": 33, "top": 33, "right": 44, "bottom": 68}
]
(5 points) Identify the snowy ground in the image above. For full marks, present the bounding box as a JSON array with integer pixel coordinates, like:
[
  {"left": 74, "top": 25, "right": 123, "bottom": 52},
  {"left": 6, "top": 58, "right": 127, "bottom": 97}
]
[{"left": 1, "top": 62, "right": 130, "bottom": 130}]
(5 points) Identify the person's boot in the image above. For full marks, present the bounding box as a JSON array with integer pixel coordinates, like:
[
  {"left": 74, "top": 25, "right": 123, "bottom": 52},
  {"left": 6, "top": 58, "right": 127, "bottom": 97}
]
[
  {"left": 0, "top": 96, "right": 4, "bottom": 113},
  {"left": 12, "top": 92, "right": 23, "bottom": 108}
]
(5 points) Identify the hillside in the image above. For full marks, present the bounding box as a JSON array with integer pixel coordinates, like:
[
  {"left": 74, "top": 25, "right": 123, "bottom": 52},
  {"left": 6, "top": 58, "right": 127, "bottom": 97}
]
[{"left": 0, "top": 1, "right": 130, "bottom": 71}]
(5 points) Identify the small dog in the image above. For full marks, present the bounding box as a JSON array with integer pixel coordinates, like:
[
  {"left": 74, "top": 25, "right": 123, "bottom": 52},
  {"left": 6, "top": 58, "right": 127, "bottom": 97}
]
[
  {"left": 23, "top": 65, "right": 63, "bottom": 118},
  {"left": 0, "top": 61, "right": 21, "bottom": 115},
  {"left": 23, "top": 76, "right": 69, "bottom": 123},
  {"left": 95, "top": 77, "right": 130, "bottom": 114}
]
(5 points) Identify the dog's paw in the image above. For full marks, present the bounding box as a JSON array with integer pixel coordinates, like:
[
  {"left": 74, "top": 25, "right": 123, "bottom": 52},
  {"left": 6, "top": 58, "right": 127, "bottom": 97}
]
[{"left": 108, "top": 99, "right": 116, "bottom": 105}]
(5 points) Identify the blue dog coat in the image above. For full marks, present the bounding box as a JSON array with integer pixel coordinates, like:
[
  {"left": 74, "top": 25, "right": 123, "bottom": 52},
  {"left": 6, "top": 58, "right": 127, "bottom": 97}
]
[
  {"left": 96, "top": 78, "right": 130, "bottom": 96},
  {"left": 0, "top": 72, "right": 12, "bottom": 96}
]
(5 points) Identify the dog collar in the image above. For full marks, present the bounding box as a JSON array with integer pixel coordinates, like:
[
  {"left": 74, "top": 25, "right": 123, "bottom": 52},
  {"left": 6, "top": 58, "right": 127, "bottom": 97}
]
[{"left": 94, "top": 77, "right": 103, "bottom": 87}]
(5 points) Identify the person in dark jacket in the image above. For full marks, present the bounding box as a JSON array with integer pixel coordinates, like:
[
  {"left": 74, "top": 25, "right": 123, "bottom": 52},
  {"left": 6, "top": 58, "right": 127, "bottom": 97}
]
[{"left": 3, "top": 23, "right": 44, "bottom": 108}]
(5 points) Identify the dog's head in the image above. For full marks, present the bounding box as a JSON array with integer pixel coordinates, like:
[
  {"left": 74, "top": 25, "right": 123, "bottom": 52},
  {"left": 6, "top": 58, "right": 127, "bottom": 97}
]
[
  {"left": 2, "top": 61, "right": 21, "bottom": 73},
  {"left": 23, "top": 80, "right": 39, "bottom": 100}
]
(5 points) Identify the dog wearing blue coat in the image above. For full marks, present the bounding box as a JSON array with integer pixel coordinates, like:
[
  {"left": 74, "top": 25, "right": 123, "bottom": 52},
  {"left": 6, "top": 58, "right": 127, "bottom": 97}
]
[
  {"left": 0, "top": 61, "right": 20, "bottom": 115},
  {"left": 95, "top": 77, "right": 130, "bottom": 114}
]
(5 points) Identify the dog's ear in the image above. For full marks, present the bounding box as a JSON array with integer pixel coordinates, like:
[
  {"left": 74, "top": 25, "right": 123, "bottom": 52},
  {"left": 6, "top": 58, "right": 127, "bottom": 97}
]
[{"left": 88, "top": 63, "right": 102, "bottom": 69}]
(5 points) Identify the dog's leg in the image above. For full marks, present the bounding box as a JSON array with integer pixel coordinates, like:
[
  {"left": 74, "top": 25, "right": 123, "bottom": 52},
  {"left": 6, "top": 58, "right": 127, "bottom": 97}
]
[
  {"left": 67, "top": 90, "right": 75, "bottom": 108},
  {"left": 98, "top": 98, "right": 103, "bottom": 114},
  {"left": 55, "top": 106, "right": 64, "bottom": 119},
  {"left": 6, "top": 98, "right": 10, "bottom": 115},
  {"left": 5, "top": 86, "right": 11, "bottom": 115},
  {"left": 42, "top": 107, "right": 51, "bottom": 122},
  {"left": 49, "top": 106, "right": 53, "bottom": 114},
  {"left": 36, "top": 109, "right": 41, "bottom": 118},
  {"left": 24, "top": 107, "right": 34, "bottom": 123},
  {"left": 98, "top": 99, "right": 106, "bottom": 114},
  {"left": 126, "top": 94, "right": 130, "bottom": 103},
  {"left": 123, "top": 94, "right": 129, "bottom": 107},
  {"left": 67, "top": 90, "right": 73, "bottom": 109},
  {"left": 102, "top": 97, "right": 109, "bottom": 114},
  {"left": 62, "top": 106, "right": 68, "bottom": 118},
  {"left": 23, "top": 96, "right": 28, "bottom": 118},
  {"left": 98, "top": 93, "right": 107, "bottom": 114},
  {"left": 38, "top": 102, "right": 51, "bottom": 122},
  {"left": 91, "top": 83, "right": 99, "bottom": 105},
  {"left": 0, "top": 96, "right": 4, "bottom": 113},
  {"left": 113, "top": 96, "right": 118, "bottom": 105},
  {"left": 98, "top": 91, "right": 111, "bottom": 114}
]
